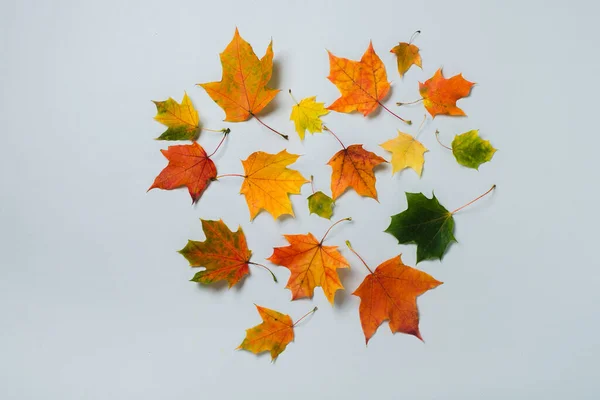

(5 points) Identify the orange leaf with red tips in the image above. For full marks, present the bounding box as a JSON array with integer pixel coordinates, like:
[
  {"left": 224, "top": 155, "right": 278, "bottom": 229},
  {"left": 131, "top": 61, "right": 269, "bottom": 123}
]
[
  {"left": 328, "top": 144, "right": 386, "bottom": 201},
  {"left": 148, "top": 142, "right": 216, "bottom": 203},
  {"left": 198, "top": 28, "right": 279, "bottom": 122},
  {"left": 179, "top": 219, "right": 251, "bottom": 287},
  {"left": 419, "top": 68, "right": 474, "bottom": 117},
  {"left": 327, "top": 42, "right": 390, "bottom": 116},
  {"left": 268, "top": 219, "right": 350, "bottom": 304},
  {"left": 348, "top": 244, "right": 443, "bottom": 344}
]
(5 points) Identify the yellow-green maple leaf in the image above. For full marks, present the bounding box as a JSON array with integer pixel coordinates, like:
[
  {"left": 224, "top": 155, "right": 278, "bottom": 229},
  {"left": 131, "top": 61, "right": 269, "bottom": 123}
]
[
  {"left": 290, "top": 96, "right": 329, "bottom": 140},
  {"left": 152, "top": 92, "right": 200, "bottom": 141}
]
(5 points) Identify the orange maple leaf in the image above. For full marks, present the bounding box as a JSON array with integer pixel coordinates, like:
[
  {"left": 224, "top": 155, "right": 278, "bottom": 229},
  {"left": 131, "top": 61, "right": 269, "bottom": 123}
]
[
  {"left": 178, "top": 219, "right": 251, "bottom": 287},
  {"left": 267, "top": 218, "right": 351, "bottom": 304},
  {"left": 327, "top": 42, "right": 391, "bottom": 116},
  {"left": 148, "top": 142, "right": 217, "bottom": 203},
  {"left": 198, "top": 28, "right": 280, "bottom": 123},
  {"left": 419, "top": 68, "right": 474, "bottom": 117},
  {"left": 347, "top": 242, "right": 442, "bottom": 344},
  {"left": 239, "top": 150, "right": 308, "bottom": 220},
  {"left": 328, "top": 144, "right": 386, "bottom": 201},
  {"left": 237, "top": 305, "right": 317, "bottom": 361}
]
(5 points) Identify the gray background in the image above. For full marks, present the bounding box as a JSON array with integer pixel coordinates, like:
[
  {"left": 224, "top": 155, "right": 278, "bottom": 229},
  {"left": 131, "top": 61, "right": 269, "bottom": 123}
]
[{"left": 1, "top": 0, "right": 599, "bottom": 398}]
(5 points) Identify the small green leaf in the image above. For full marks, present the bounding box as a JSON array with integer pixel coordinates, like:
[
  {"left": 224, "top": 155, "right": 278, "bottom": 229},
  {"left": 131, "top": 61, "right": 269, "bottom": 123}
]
[
  {"left": 307, "top": 191, "right": 334, "bottom": 219},
  {"left": 451, "top": 130, "right": 496, "bottom": 169},
  {"left": 385, "top": 192, "right": 456, "bottom": 263}
]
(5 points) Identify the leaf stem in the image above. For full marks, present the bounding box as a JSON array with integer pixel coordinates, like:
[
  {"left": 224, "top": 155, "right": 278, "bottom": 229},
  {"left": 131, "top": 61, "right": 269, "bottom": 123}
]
[
  {"left": 378, "top": 101, "right": 411, "bottom": 124},
  {"left": 310, "top": 175, "right": 315, "bottom": 194},
  {"left": 414, "top": 114, "right": 427, "bottom": 140},
  {"left": 320, "top": 217, "right": 352, "bottom": 244},
  {"left": 215, "top": 173, "right": 245, "bottom": 179},
  {"left": 435, "top": 130, "right": 452, "bottom": 151},
  {"left": 396, "top": 98, "right": 423, "bottom": 106},
  {"left": 207, "top": 130, "right": 229, "bottom": 158},
  {"left": 409, "top": 30, "right": 421, "bottom": 45},
  {"left": 323, "top": 125, "right": 346, "bottom": 149},
  {"left": 345, "top": 240, "right": 374, "bottom": 274},
  {"left": 292, "top": 306, "right": 318, "bottom": 327},
  {"left": 251, "top": 113, "right": 288, "bottom": 140},
  {"left": 248, "top": 261, "right": 278, "bottom": 283},
  {"left": 288, "top": 89, "right": 299, "bottom": 105},
  {"left": 451, "top": 185, "right": 496, "bottom": 215},
  {"left": 203, "top": 127, "right": 231, "bottom": 133}
]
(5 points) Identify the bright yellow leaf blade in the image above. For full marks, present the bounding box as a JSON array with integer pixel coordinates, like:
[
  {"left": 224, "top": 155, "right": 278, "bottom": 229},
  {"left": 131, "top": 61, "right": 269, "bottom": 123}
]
[
  {"left": 380, "top": 131, "right": 428, "bottom": 176},
  {"left": 240, "top": 150, "right": 309, "bottom": 220},
  {"left": 390, "top": 43, "right": 422, "bottom": 77},
  {"left": 152, "top": 92, "right": 200, "bottom": 140},
  {"left": 237, "top": 305, "right": 294, "bottom": 361},
  {"left": 289, "top": 96, "right": 329, "bottom": 140}
]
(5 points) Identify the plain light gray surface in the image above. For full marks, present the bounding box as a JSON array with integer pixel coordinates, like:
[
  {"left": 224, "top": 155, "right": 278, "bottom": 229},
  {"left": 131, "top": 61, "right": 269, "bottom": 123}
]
[{"left": 1, "top": 0, "right": 599, "bottom": 398}]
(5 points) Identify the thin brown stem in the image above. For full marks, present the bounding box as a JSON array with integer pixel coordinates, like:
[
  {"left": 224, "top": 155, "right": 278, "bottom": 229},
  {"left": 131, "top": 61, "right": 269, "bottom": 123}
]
[
  {"left": 248, "top": 262, "right": 277, "bottom": 283},
  {"left": 435, "top": 130, "right": 452, "bottom": 151},
  {"left": 292, "top": 307, "right": 318, "bottom": 327},
  {"left": 215, "top": 173, "right": 245, "bottom": 179},
  {"left": 323, "top": 125, "right": 346, "bottom": 149},
  {"left": 310, "top": 175, "right": 315, "bottom": 194},
  {"left": 396, "top": 98, "right": 423, "bottom": 106},
  {"left": 409, "top": 30, "right": 421, "bottom": 45},
  {"left": 207, "top": 130, "right": 229, "bottom": 158},
  {"left": 320, "top": 217, "right": 351, "bottom": 245},
  {"left": 251, "top": 113, "right": 288, "bottom": 140},
  {"left": 414, "top": 114, "right": 427, "bottom": 140},
  {"left": 378, "top": 101, "right": 411, "bottom": 124},
  {"left": 451, "top": 185, "right": 496, "bottom": 215},
  {"left": 345, "top": 240, "right": 374, "bottom": 274},
  {"left": 203, "top": 127, "right": 230, "bottom": 133}
]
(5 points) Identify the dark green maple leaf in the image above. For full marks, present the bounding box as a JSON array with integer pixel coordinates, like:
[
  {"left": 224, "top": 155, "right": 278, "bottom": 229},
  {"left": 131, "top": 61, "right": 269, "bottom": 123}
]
[{"left": 385, "top": 192, "right": 456, "bottom": 263}]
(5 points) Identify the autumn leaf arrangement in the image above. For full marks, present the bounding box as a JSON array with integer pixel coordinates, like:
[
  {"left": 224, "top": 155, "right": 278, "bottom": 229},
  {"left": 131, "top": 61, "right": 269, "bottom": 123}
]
[{"left": 148, "top": 29, "right": 497, "bottom": 361}]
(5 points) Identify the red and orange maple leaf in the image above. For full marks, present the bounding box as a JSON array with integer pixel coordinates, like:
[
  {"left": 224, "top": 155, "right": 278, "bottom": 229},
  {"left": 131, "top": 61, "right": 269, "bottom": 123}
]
[
  {"left": 419, "top": 69, "right": 474, "bottom": 117},
  {"left": 328, "top": 144, "right": 386, "bottom": 201}
]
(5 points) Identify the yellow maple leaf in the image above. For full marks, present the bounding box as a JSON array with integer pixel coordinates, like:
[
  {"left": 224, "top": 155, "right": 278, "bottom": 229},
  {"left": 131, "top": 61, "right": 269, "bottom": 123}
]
[
  {"left": 380, "top": 131, "right": 428, "bottom": 176},
  {"left": 289, "top": 95, "right": 329, "bottom": 140},
  {"left": 152, "top": 92, "right": 200, "bottom": 141},
  {"left": 240, "top": 150, "right": 309, "bottom": 220}
]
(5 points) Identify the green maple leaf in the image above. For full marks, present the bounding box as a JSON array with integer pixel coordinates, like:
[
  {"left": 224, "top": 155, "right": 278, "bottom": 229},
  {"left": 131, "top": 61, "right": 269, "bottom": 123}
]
[
  {"left": 452, "top": 130, "right": 496, "bottom": 169},
  {"left": 307, "top": 191, "right": 334, "bottom": 219},
  {"left": 385, "top": 192, "right": 456, "bottom": 263}
]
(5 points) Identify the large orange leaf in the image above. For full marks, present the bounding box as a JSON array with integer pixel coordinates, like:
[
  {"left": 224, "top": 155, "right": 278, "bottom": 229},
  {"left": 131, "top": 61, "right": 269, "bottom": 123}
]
[
  {"left": 351, "top": 250, "right": 442, "bottom": 344},
  {"left": 239, "top": 150, "right": 308, "bottom": 220},
  {"left": 419, "top": 68, "right": 474, "bottom": 117},
  {"left": 178, "top": 219, "right": 251, "bottom": 287},
  {"left": 267, "top": 219, "right": 350, "bottom": 304},
  {"left": 148, "top": 142, "right": 216, "bottom": 203},
  {"left": 198, "top": 28, "right": 279, "bottom": 122},
  {"left": 327, "top": 42, "right": 391, "bottom": 116},
  {"left": 328, "top": 144, "right": 386, "bottom": 201}
]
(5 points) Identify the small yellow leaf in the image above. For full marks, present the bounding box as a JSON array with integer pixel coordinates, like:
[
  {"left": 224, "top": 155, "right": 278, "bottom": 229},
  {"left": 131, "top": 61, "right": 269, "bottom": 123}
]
[
  {"left": 290, "top": 96, "right": 329, "bottom": 140},
  {"left": 380, "top": 131, "right": 428, "bottom": 176}
]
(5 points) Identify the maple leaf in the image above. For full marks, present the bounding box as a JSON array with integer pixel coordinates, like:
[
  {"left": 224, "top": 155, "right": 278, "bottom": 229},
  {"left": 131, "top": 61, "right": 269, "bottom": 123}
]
[
  {"left": 326, "top": 42, "right": 391, "bottom": 116},
  {"left": 239, "top": 150, "right": 309, "bottom": 220},
  {"left": 289, "top": 94, "right": 329, "bottom": 140},
  {"left": 386, "top": 186, "right": 495, "bottom": 262},
  {"left": 198, "top": 28, "right": 280, "bottom": 123},
  {"left": 267, "top": 218, "right": 351, "bottom": 304},
  {"left": 328, "top": 144, "right": 386, "bottom": 201},
  {"left": 308, "top": 191, "right": 334, "bottom": 219},
  {"left": 148, "top": 142, "right": 217, "bottom": 203},
  {"left": 380, "top": 130, "right": 428, "bottom": 176},
  {"left": 347, "top": 242, "right": 442, "bottom": 344},
  {"left": 451, "top": 130, "right": 497, "bottom": 169},
  {"left": 419, "top": 69, "right": 474, "bottom": 117},
  {"left": 179, "top": 219, "right": 251, "bottom": 287},
  {"left": 237, "top": 305, "right": 317, "bottom": 361},
  {"left": 390, "top": 41, "right": 422, "bottom": 78},
  {"left": 152, "top": 92, "right": 200, "bottom": 141}
]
